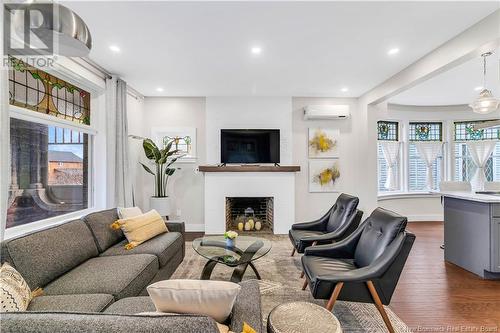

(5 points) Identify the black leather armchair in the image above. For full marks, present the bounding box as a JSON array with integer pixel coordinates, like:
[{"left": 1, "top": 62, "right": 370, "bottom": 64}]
[
  {"left": 301, "top": 207, "right": 415, "bottom": 333},
  {"left": 289, "top": 193, "right": 362, "bottom": 256}
]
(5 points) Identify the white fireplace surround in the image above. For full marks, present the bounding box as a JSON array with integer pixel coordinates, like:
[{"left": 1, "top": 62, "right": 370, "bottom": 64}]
[{"left": 204, "top": 172, "right": 295, "bottom": 234}]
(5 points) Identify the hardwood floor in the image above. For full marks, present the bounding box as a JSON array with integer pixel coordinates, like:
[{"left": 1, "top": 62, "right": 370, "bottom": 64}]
[
  {"left": 186, "top": 222, "right": 500, "bottom": 329},
  {"left": 390, "top": 222, "right": 500, "bottom": 330}
]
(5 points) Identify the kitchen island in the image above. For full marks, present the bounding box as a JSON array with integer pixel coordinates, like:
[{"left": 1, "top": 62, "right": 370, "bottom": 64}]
[{"left": 441, "top": 191, "right": 500, "bottom": 279}]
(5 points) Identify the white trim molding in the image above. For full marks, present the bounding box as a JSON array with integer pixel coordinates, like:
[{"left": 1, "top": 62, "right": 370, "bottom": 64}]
[
  {"left": 407, "top": 214, "right": 444, "bottom": 222},
  {"left": 184, "top": 223, "right": 205, "bottom": 232},
  {"left": 3, "top": 207, "right": 98, "bottom": 240}
]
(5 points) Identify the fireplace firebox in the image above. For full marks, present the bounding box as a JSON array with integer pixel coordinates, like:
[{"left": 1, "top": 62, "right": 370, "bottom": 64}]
[{"left": 225, "top": 197, "right": 273, "bottom": 233}]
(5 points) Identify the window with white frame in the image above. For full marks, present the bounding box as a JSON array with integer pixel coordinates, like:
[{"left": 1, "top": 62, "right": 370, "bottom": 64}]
[
  {"left": 7, "top": 57, "right": 93, "bottom": 229},
  {"left": 454, "top": 121, "right": 500, "bottom": 182},
  {"left": 408, "top": 122, "right": 443, "bottom": 191},
  {"left": 377, "top": 121, "right": 400, "bottom": 192}
]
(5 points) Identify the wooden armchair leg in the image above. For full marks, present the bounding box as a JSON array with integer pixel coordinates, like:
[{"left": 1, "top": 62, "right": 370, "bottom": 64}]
[
  {"left": 291, "top": 248, "right": 296, "bottom": 257},
  {"left": 366, "top": 281, "right": 395, "bottom": 333},
  {"left": 300, "top": 271, "right": 304, "bottom": 278},
  {"left": 301, "top": 278, "right": 309, "bottom": 290},
  {"left": 325, "top": 282, "right": 344, "bottom": 311}
]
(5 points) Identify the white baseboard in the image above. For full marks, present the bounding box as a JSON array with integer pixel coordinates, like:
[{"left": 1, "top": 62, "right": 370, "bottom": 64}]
[
  {"left": 407, "top": 214, "right": 443, "bottom": 222},
  {"left": 184, "top": 224, "right": 205, "bottom": 232}
]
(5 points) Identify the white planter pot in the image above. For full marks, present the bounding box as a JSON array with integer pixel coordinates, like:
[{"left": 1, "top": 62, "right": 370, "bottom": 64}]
[{"left": 149, "top": 197, "right": 172, "bottom": 217}]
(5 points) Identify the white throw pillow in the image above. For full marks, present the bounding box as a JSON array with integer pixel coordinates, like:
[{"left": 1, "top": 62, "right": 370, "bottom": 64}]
[
  {"left": 147, "top": 279, "right": 241, "bottom": 323},
  {"left": 0, "top": 263, "right": 32, "bottom": 312},
  {"left": 117, "top": 206, "right": 143, "bottom": 219}
]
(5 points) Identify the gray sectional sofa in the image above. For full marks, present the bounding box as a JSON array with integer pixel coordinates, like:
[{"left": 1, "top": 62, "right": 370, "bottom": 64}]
[{"left": 0, "top": 208, "right": 264, "bottom": 333}]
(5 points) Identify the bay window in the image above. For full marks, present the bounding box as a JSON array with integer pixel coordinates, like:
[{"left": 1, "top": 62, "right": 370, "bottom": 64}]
[
  {"left": 377, "top": 121, "right": 401, "bottom": 192},
  {"left": 377, "top": 121, "right": 444, "bottom": 195},
  {"left": 408, "top": 122, "right": 443, "bottom": 191},
  {"left": 454, "top": 121, "right": 500, "bottom": 182}
]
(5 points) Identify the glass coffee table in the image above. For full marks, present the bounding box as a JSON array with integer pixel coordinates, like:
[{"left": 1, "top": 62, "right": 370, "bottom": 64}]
[{"left": 192, "top": 235, "right": 272, "bottom": 283}]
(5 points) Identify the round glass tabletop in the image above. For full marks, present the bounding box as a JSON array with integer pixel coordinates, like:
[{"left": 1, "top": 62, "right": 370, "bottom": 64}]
[{"left": 192, "top": 235, "right": 272, "bottom": 266}]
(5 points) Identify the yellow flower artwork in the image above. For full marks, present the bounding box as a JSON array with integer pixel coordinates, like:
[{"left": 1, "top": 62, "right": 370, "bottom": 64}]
[
  {"left": 308, "top": 128, "right": 339, "bottom": 158},
  {"left": 309, "top": 160, "right": 341, "bottom": 192},
  {"left": 317, "top": 166, "right": 340, "bottom": 186}
]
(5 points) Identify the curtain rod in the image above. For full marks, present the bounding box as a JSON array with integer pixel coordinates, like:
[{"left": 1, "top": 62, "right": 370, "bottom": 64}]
[{"left": 71, "top": 57, "right": 145, "bottom": 100}]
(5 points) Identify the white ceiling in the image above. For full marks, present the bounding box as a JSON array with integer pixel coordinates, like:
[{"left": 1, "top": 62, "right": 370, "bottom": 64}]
[
  {"left": 63, "top": 1, "right": 499, "bottom": 97},
  {"left": 390, "top": 48, "right": 500, "bottom": 106}
]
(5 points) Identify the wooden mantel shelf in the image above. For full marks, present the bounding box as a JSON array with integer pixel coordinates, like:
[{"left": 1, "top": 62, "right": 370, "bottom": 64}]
[{"left": 199, "top": 165, "right": 301, "bottom": 172}]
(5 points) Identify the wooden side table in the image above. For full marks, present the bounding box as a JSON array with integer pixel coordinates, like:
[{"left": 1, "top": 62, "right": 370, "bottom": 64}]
[{"left": 267, "top": 301, "right": 342, "bottom": 333}]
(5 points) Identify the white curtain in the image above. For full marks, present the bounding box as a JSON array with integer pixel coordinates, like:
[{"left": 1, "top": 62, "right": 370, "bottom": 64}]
[
  {"left": 380, "top": 141, "right": 401, "bottom": 190},
  {"left": 415, "top": 142, "right": 443, "bottom": 190},
  {"left": 106, "top": 77, "right": 133, "bottom": 208},
  {"left": 466, "top": 141, "right": 497, "bottom": 191}
]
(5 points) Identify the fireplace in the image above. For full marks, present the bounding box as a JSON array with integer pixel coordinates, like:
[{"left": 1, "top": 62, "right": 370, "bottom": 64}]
[{"left": 225, "top": 197, "right": 273, "bottom": 233}]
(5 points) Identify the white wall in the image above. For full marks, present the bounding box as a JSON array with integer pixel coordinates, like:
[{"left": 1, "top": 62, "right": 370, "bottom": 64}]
[
  {"left": 140, "top": 97, "right": 206, "bottom": 231},
  {"left": 376, "top": 103, "right": 497, "bottom": 221},
  {"left": 139, "top": 95, "right": 484, "bottom": 230},
  {"left": 292, "top": 97, "right": 373, "bottom": 221},
  {"left": 205, "top": 97, "right": 293, "bottom": 164}
]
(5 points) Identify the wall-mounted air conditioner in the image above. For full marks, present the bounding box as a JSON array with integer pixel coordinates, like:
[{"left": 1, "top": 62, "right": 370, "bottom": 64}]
[{"left": 303, "top": 105, "right": 350, "bottom": 120}]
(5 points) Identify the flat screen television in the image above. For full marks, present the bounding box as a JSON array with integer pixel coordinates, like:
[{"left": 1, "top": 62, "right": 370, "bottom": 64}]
[{"left": 221, "top": 129, "right": 280, "bottom": 164}]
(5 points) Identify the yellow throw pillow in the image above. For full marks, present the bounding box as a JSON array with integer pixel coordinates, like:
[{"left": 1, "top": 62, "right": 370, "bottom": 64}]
[
  {"left": 113, "top": 209, "right": 168, "bottom": 249},
  {"left": 0, "top": 263, "right": 33, "bottom": 312},
  {"left": 242, "top": 322, "right": 257, "bottom": 333},
  {"left": 217, "top": 322, "right": 256, "bottom": 333}
]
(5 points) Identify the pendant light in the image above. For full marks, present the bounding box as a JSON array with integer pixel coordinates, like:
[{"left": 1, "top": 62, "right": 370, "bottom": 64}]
[
  {"left": 6, "top": 3, "right": 92, "bottom": 57},
  {"left": 469, "top": 52, "right": 500, "bottom": 114}
]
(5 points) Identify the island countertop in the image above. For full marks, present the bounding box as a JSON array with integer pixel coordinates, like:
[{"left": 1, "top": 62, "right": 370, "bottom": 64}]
[{"left": 437, "top": 191, "right": 500, "bottom": 203}]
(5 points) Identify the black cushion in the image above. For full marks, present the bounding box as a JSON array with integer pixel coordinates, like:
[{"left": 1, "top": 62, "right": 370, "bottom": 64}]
[
  {"left": 325, "top": 194, "right": 359, "bottom": 233},
  {"left": 354, "top": 208, "right": 407, "bottom": 268},
  {"left": 288, "top": 229, "right": 324, "bottom": 252},
  {"left": 302, "top": 256, "right": 356, "bottom": 278}
]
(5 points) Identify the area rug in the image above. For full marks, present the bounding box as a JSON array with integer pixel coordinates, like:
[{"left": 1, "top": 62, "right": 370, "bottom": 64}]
[{"left": 172, "top": 235, "right": 411, "bottom": 333}]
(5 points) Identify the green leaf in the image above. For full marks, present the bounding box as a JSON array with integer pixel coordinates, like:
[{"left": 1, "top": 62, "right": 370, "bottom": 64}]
[
  {"left": 166, "top": 154, "right": 185, "bottom": 167},
  {"left": 158, "top": 148, "right": 169, "bottom": 164},
  {"left": 166, "top": 149, "right": 179, "bottom": 157},
  {"left": 163, "top": 140, "right": 173, "bottom": 153},
  {"left": 140, "top": 162, "right": 155, "bottom": 176},
  {"left": 143, "top": 139, "right": 161, "bottom": 162},
  {"left": 30, "top": 72, "right": 42, "bottom": 81},
  {"left": 165, "top": 168, "right": 176, "bottom": 176}
]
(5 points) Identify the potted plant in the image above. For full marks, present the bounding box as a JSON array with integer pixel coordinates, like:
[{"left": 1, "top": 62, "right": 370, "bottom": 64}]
[
  {"left": 140, "top": 138, "right": 181, "bottom": 217},
  {"left": 224, "top": 231, "right": 238, "bottom": 248}
]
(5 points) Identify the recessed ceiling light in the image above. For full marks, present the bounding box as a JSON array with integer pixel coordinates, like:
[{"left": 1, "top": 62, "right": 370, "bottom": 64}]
[
  {"left": 340, "top": 87, "right": 349, "bottom": 92},
  {"left": 251, "top": 46, "right": 262, "bottom": 55},
  {"left": 109, "top": 45, "right": 121, "bottom": 53},
  {"left": 387, "top": 48, "right": 400, "bottom": 56},
  {"left": 474, "top": 86, "right": 484, "bottom": 91},
  {"left": 156, "top": 87, "right": 164, "bottom": 92}
]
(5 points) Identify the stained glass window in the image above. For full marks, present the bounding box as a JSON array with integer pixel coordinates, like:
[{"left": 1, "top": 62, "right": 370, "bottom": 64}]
[
  {"left": 408, "top": 122, "right": 443, "bottom": 191},
  {"left": 454, "top": 121, "right": 500, "bottom": 183},
  {"left": 377, "top": 121, "right": 398, "bottom": 141},
  {"left": 409, "top": 122, "right": 442, "bottom": 141},
  {"left": 8, "top": 56, "right": 91, "bottom": 125},
  {"left": 454, "top": 121, "right": 500, "bottom": 141}
]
